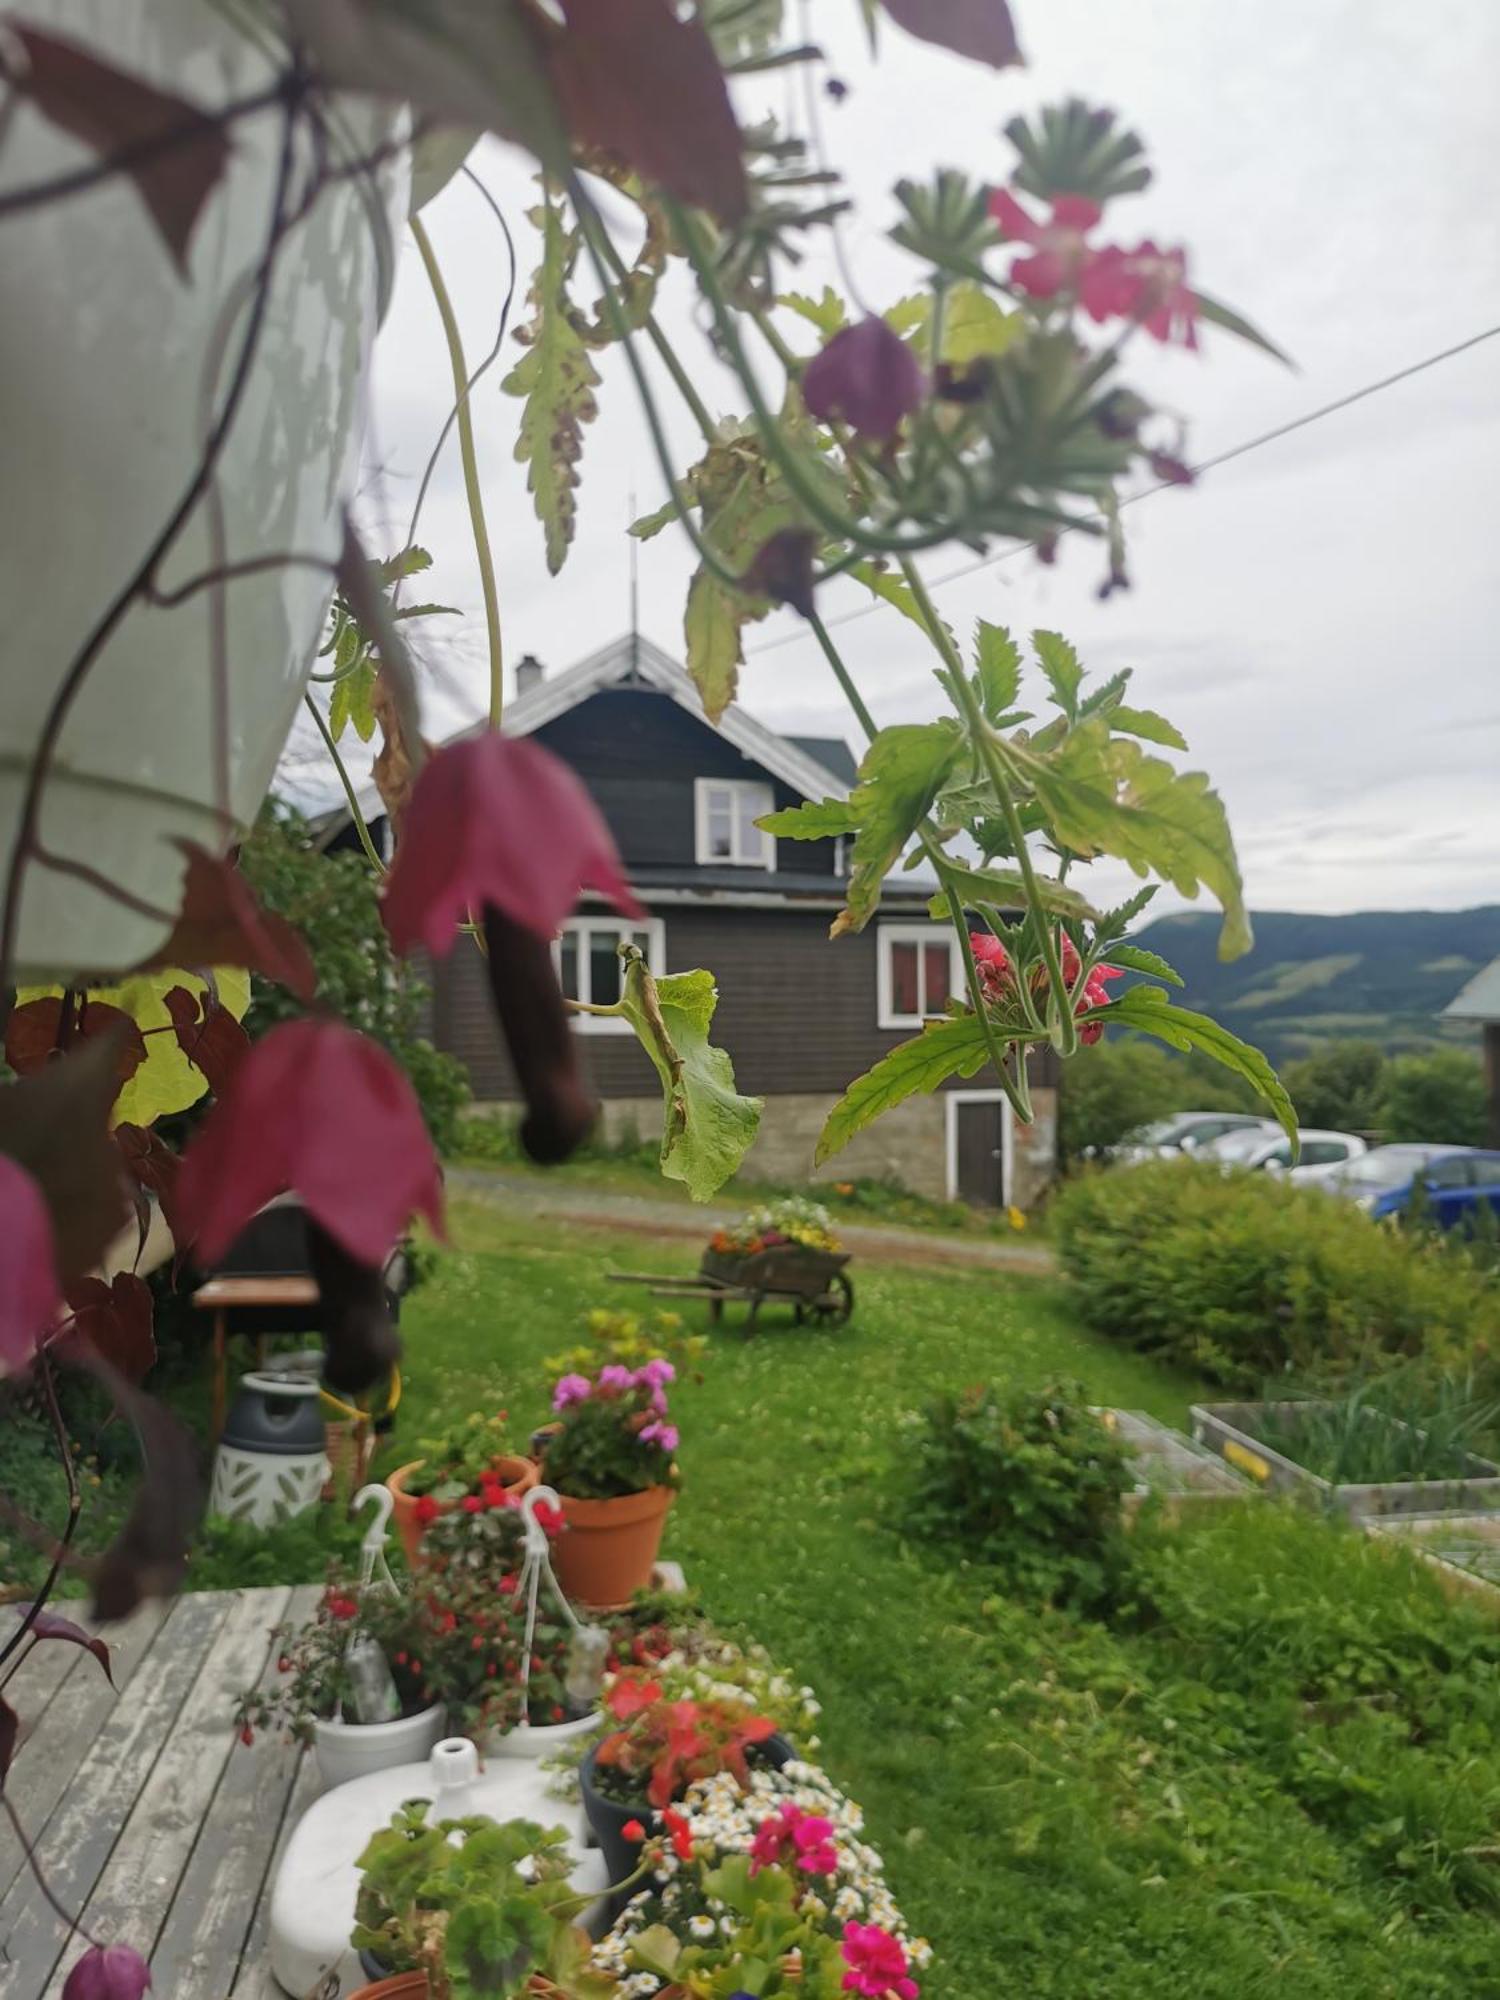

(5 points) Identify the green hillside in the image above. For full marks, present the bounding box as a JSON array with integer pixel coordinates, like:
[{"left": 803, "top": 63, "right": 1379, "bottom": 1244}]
[{"left": 1135, "top": 906, "right": 1500, "bottom": 1064}]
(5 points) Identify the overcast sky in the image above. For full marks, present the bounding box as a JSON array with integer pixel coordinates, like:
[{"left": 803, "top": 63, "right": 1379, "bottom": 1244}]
[{"left": 328, "top": 0, "right": 1500, "bottom": 920}]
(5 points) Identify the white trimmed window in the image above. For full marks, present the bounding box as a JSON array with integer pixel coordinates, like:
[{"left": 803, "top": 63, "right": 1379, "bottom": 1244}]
[
  {"left": 555, "top": 918, "right": 665, "bottom": 1034},
  {"left": 878, "top": 924, "right": 962, "bottom": 1030},
  {"left": 694, "top": 778, "right": 774, "bottom": 868}
]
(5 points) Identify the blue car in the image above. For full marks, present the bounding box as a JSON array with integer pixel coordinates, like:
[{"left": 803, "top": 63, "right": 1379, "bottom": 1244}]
[{"left": 1325, "top": 1144, "right": 1500, "bottom": 1225}]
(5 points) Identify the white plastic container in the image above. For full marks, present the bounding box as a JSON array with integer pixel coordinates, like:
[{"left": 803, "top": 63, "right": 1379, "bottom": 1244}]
[
  {"left": 483, "top": 1707, "right": 602, "bottom": 1760},
  {"left": 312, "top": 1701, "right": 446, "bottom": 1791},
  {"left": 0, "top": 1, "right": 409, "bottom": 980}
]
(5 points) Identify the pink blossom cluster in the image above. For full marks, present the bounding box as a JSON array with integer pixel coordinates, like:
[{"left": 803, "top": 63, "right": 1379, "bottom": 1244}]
[
  {"left": 970, "top": 932, "right": 1122, "bottom": 1045},
  {"left": 551, "top": 1357, "right": 679, "bottom": 1454},
  {"left": 749, "top": 1801, "right": 840, "bottom": 1878},
  {"left": 841, "top": 1921, "right": 920, "bottom": 1999},
  {"left": 990, "top": 189, "right": 1198, "bottom": 348}
]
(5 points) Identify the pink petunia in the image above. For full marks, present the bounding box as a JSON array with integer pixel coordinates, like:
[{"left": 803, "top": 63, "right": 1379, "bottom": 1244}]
[
  {"left": 636, "top": 1357, "right": 676, "bottom": 1390},
  {"left": 61, "top": 1945, "right": 152, "bottom": 2000}
]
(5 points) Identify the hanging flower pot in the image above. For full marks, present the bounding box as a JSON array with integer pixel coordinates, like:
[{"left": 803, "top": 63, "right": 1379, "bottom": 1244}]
[
  {"left": 385, "top": 1454, "right": 539, "bottom": 1566},
  {"left": 0, "top": 4, "right": 410, "bottom": 981},
  {"left": 312, "top": 1700, "right": 447, "bottom": 1791}
]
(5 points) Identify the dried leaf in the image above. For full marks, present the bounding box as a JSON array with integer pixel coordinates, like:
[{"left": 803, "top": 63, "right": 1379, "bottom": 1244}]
[
  {"left": 12, "top": 1605, "right": 114, "bottom": 1685},
  {"left": 481, "top": 908, "right": 596, "bottom": 1165},
  {"left": 163, "top": 986, "right": 251, "bottom": 1096},
  {"left": 3, "top": 996, "right": 146, "bottom": 1093},
  {"left": 306, "top": 1219, "right": 401, "bottom": 1395},
  {"left": 0, "top": 1695, "right": 15, "bottom": 1784},
  {"left": 135, "top": 845, "right": 315, "bottom": 1001},
  {"left": 742, "top": 528, "right": 817, "bottom": 618},
  {"left": 65, "top": 1273, "right": 156, "bottom": 1385},
  {"left": 0, "top": 1157, "right": 61, "bottom": 1375},
  {"left": 0, "top": 1036, "right": 129, "bottom": 1288},
  {"left": 371, "top": 670, "right": 421, "bottom": 847},
  {"left": 880, "top": 0, "right": 1022, "bottom": 68},
  {"left": 3, "top": 25, "right": 230, "bottom": 272},
  {"left": 551, "top": 0, "right": 748, "bottom": 225},
  {"left": 114, "top": 1123, "right": 184, "bottom": 1249}
]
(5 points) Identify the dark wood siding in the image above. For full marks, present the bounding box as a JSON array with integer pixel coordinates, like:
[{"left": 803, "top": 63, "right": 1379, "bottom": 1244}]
[
  {"left": 531, "top": 690, "right": 841, "bottom": 879},
  {"left": 429, "top": 908, "right": 1058, "bottom": 1102}
]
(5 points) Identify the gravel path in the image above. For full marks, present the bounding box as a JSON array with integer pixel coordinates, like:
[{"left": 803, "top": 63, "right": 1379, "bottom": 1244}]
[{"left": 448, "top": 1166, "right": 1055, "bottom": 1275}]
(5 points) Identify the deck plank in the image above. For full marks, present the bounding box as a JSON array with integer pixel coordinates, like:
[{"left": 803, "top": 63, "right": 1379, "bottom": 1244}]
[
  {"left": 152, "top": 1585, "right": 318, "bottom": 1998},
  {"left": 0, "top": 1590, "right": 230, "bottom": 1999},
  {"left": 40, "top": 1587, "right": 292, "bottom": 1999},
  {"left": 234, "top": 1741, "right": 323, "bottom": 1999}
]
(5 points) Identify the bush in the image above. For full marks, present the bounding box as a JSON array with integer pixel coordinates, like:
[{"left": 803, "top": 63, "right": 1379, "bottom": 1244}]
[
  {"left": 1381, "top": 1047, "right": 1489, "bottom": 1147},
  {"left": 1058, "top": 1038, "right": 1259, "bottom": 1163},
  {"left": 907, "top": 1379, "right": 1136, "bottom": 1610},
  {"left": 1051, "top": 1161, "right": 1500, "bottom": 1388}
]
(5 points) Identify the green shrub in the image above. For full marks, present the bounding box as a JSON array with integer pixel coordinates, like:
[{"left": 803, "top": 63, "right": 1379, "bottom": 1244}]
[
  {"left": 907, "top": 1379, "right": 1136, "bottom": 1610},
  {"left": 1051, "top": 1161, "right": 1500, "bottom": 1388}
]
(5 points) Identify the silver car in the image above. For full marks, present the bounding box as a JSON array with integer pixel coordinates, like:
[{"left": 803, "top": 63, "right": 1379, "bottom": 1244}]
[
  {"left": 1199, "top": 1125, "right": 1369, "bottom": 1182},
  {"left": 1112, "top": 1111, "right": 1278, "bottom": 1163}
]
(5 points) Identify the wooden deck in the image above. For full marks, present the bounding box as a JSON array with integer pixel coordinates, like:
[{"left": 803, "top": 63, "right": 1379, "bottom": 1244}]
[{"left": 1, "top": 1585, "right": 319, "bottom": 1999}]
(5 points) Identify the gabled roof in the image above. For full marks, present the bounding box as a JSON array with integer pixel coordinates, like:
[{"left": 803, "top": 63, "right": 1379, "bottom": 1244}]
[
  {"left": 1443, "top": 957, "right": 1500, "bottom": 1022},
  {"left": 338, "top": 633, "right": 856, "bottom": 824}
]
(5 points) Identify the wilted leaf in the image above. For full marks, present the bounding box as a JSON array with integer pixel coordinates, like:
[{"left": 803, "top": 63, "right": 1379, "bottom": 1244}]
[
  {"left": 629, "top": 498, "right": 679, "bottom": 542},
  {"left": 742, "top": 528, "right": 817, "bottom": 617},
  {"left": 0, "top": 1695, "right": 15, "bottom": 1783},
  {"left": 3, "top": 26, "right": 229, "bottom": 272},
  {"left": 136, "top": 845, "right": 315, "bottom": 1001},
  {"left": 0, "top": 1037, "right": 127, "bottom": 1289},
  {"left": 371, "top": 670, "right": 422, "bottom": 845},
  {"left": 381, "top": 733, "right": 642, "bottom": 958},
  {"left": 880, "top": 0, "right": 1022, "bottom": 67},
  {"left": 1098, "top": 985, "right": 1294, "bottom": 1140},
  {"left": 817, "top": 1012, "right": 995, "bottom": 1164},
  {"left": 164, "top": 987, "right": 250, "bottom": 1096},
  {"left": 551, "top": 0, "right": 747, "bottom": 225},
  {"left": 65, "top": 1273, "right": 156, "bottom": 1385},
  {"left": 502, "top": 198, "right": 602, "bottom": 575},
  {"left": 974, "top": 622, "right": 1022, "bottom": 722},
  {"left": 482, "top": 909, "right": 595, "bottom": 1165},
  {"left": 13, "top": 1605, "right": 114, "bottom": 1685},
  {"left": 0, "top": 1157, "right": 61, "bottom": 1375},
  {"left": 619, "top": 962, "right": 761, "bottom": 1201},
  {"left": 840, "top": 722, "right": 962, "bottom": 931},
  {"left": 758, "top": 798, "right": 859, "bottom": 840},
  {"left": 4, "top": 998, "right": 146, "bottom": 1092},
  {"left": 684, "top": 566, "right": 762, "bottom": 723}
]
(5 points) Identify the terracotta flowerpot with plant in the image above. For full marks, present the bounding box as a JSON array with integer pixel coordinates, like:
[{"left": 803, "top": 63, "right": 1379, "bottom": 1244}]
[
  {"left": 385, "top": 1412, "right": 538, "bottom": 1563},
  {"left": 541, "top": 1361, "right": 680, "bottom": 1609}
]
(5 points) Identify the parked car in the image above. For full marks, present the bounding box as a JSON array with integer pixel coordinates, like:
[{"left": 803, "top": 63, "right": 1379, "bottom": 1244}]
[
  {"left": 1198, "top": 1126, "right": 1369, "bottom": 1182},
  {"left": 1112, "top": 1112, "right": 1276, "bottom": 1163},
  {"left": 1323, "top": 1144, "right": 1500, "bottom": 1223}
]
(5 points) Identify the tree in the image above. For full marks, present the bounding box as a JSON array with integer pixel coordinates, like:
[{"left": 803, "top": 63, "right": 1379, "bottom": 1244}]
[
  {"left": 238, "top": 802, "right": 470, "bottom": 1152},
  {"left": 1280, "top": 1042, "right": 1386, "bottom": 1134},
  {"left": 1380, "top": 1049, "right": 1488, "bottom": 1147},
  {"left": 1058, "top": 1037, "right": 1259, "bottom": 1163}
]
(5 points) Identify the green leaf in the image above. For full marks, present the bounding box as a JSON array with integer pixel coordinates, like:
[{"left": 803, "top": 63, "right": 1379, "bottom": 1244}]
[
  {"left": 974, "top": 621, "right": 1022, "bottom": 722},
  {"left": 1109, "top": 706, "right": 1188, "bottom": 751},
  {"left": 620, "top": 963, "right": 763, "bottom": 1201},
  {"left": 780, "top": 286, "right": 848, "bottom": 339},
  {"left": 376, "top": 545, "right": 433, "bottom": 585},
  {"left": 1104, "top": 943, "right": 1183, "bottom": 987},
  {"left": 1193, "top": 288, "right": 1293, "bottom": 367},
  {"left": 629, "top": 497, "right": 679, "bottom": 541},
  {"left": 817, "top": 1013, "right": 995, "bottom": 1164},
  {"left": 501, "top": 199, "right": 601, "bottom": 575},
  {"left": 1032, "top": 629, "right": 1084, "bottom": 718},
  {"left": 930, "top": 860, "right": 1097, "bottom": 923},
  {"left": 1008, "top": 720, "right": 1251, "bottom": 960},
  {"left": 940, "top": 284, "right": 1021, "bottom": 364},
  {"left": 1098, "top": 986, "right": 1296, "bottom": 1142},
  {"left": 841, "top": 721, "right": 962, "bottom": 932},
  {"left": 391, "top": 600, "right": 460, "bottom": 624},
  {"left": 684, "top": 565, "right": 762, "bottom": 723},
  {"left": 328, "top": 660, "right": 377, "bottom": 744},
  {"left": 759, "top": 798, "right": 858, "bottom": 839},
  {"left": 1093, "top": 884, "right": 1158, "bottom": 944}
]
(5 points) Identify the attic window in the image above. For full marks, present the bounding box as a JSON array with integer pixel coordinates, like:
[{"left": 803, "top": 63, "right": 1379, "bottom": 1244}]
[{"left": 695, "top": 779, "right": 774, "bottom": 868}]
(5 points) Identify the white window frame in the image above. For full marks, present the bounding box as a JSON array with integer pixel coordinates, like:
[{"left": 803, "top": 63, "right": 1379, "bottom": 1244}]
[
  {"left": 694, "top": 778, "right": 775, "bottom": 869},
  {"left": 877, "top": 924, "right": 963, "bottom": 1030},
  {"left": 554, "top": 917, "right": 666, "bottom": 1035}
]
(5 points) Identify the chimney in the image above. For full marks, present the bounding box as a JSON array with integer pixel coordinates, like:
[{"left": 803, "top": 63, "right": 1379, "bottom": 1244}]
[{"left": 516, "top": 653, "right": 544, "bottom": 698}]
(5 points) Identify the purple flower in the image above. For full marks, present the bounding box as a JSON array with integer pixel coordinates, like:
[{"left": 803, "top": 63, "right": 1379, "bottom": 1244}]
[
  {"left": 637, "top": 1357, "right": 676, "bottom": 1390},
  {"left": 62, "top": 1946, "right": 152, "bottom": 2000},
  {"left": 597, "top": 1363, "right": 635, "bottom": 1394},
  {"left": 640, "top": 1421, "right": 680, "bottom": 1454},
  {"left": 801, "top": 316, "right": 925, "bottom": 441},
  {"left": 552, "top": 1373, "right": 592, "bottom": 1413}
]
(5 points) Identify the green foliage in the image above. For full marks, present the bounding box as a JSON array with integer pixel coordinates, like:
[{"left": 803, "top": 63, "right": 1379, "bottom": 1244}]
[
  {"left": 1381, "top": 1047, "right": 1489, "bottom": 1146},
  {"left": 238, "top": 801, "right": 470, "bottom": 1151},
  {"left": 1248, "top": 1377, "right": 1500, "bottom": 1485},
  {"left": 1103, "top": 986, "right": 1294, "bottom": 1141},
  {"left": 839, "top": 720, "right": 962, "bottom": 932},
  {"left": 404, "top": 1409, "right": 514, "bottom": 1499},
  {"left": 1280, "top": 1041, "right": 1387, "bottom": 1132},
  {"left": 816, "top": 1013, "right": 994, "bottom": 1166},
  {"left": 907, "top": 1379, "right": 1136, "bottom": 1611},
  {"left": 618, "top": 957, "right": 763, "bottom": 1201},
  {"left": 1004, "top": 100, "right": 1152, "bottom": 205},
  {"left": 186, "top": 1505, "right": 364, "bottom": 1591},
  {"left": 1052, "top": 1161, "right": 1500, "bottom": 1390},
  {"left": 1057, "top": 1038, "right": 1259, "bottom": 1163}
]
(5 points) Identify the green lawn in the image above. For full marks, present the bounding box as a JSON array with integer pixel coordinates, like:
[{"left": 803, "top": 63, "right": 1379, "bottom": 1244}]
[{"left": 373, "top": 1200, "right": 1500, "bottom": 2000}]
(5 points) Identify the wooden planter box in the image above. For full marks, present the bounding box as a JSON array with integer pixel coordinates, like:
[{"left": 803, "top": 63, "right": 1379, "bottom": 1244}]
[
  {"left": 1365, "top": 1513, "right": 1500, "bottom": 1610},
  {"left": 1097, "top": 1409, "right": 1257, "bottom": 1524},
  {"left": 700, "top": 1243, "right": 848, "bottom": 1295},
  {"left": 1191, "top": 1400, "right": 1500, "bottom": 1520}
]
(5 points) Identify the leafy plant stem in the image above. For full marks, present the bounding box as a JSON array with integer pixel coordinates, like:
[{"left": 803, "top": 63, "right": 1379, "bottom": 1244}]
[
  {"left": 410, "top": 215, "right": 504, "bottom": 728},
  {"left": 0, "top": 1350, "right": 79, "bottom": 1671},
  {"left": 304, "top": 694, "right": 384, "bottom": 875},
  {"left": 589, "top": 223, "right": 719, "bottom": 448}
]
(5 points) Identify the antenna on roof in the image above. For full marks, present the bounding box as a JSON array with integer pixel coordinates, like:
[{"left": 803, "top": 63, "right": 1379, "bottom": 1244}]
[{"left": 628, "top": 487, "right": 640, "bottom": 679}]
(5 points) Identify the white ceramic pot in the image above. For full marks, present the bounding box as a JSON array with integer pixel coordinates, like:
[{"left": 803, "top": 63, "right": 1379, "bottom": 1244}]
[
  {"left": 313, "top": 1702, "right": 446, "bottom": 1791},
  {"left": 482, "top": 1707, "right": 603, "bottom": 1760},
  {"left": 0, "top": 1, "right": 410, "bottom": 981}
]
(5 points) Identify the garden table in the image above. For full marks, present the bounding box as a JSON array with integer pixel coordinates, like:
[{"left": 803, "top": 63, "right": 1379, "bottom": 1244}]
[{"left": 0, "top": 1584, "right": 319, "bottom": 1998}]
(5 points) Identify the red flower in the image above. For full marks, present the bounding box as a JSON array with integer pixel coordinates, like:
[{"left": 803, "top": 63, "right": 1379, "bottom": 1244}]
[
  {"left": 802, "top": 315, "right": 926, "bottom": 441},
  {"left": 607, "top": 1673, "right": 664, "bottom": 1721},
  {"left": 176, "top": 1019, "right": 444, "bottom": 1267},
  {"left": 1080, "top": 241, "right": 1198, "bottom": 347},
  {"left": 498, "top": 1573, "right": 519, "bottom": 1595},
  {"left": 413, "top": 1495, "right": 440, "bottom": 1526},
  {"left": 841, "top": 1922, "right": 918, "bottom": 2000},
  {"left": 380, "top": 732, "right": 644, "bottom": 959},
  {"left": 238, "top": 1724, "right": 254, "bottom": 1748},
  {"left": 461, "top": 1494, "right": 484, "bottom": 1513},
  {"left": 551, "top": 1703, "right": 565, "bottom": 1722},
  {"left": 326, "top": 1593, "right": 358, "bottom": 1621},
  {"left": 395, "top": 1651, "right": 408, "bottom": 1666},
  {"left": 662, "top": 1807, "right": 694, "bottom": 1861},
  {"left": 968, "top": 931, "right": 1121, "bottom": 1043},
  {"left": 622, "top": 1819, "right": 646, "bottom": 1843},
  {"left": 532, "top": 1497, "right": 565, "bottom": 1537},
  {"left": 989, "top": 189, "right": 1103, "bottom": 300}
]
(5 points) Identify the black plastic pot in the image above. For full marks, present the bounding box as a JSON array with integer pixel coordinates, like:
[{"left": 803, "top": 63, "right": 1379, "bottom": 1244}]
[{"left": 580, "top": 1733, "right": 795, "bottom": 1888}]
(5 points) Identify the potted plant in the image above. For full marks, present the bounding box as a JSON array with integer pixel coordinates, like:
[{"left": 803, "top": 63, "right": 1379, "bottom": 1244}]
[
  {"left": 541, "top": 1363, "right": 680, "bottom": 1610},
  {"left": 236, "top": 1582, "right": 446, "bottom": 1790},
  {"left": 387, "top": 1412, "right": 539, "bottom": 1564},
  {"left": 350, "top": 1802, "right": 615, "bottom": 1998},
  {"left": 703, "top": 1199, "right": 845, "bottom": 1283},
  {"left": 579, "top": 1669, "right": 790, "bottom": 1887}
]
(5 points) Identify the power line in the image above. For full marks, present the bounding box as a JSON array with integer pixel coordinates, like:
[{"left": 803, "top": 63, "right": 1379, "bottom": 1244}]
[{"left": 747, "top": 321, "right": 1500, "bottom": 657}]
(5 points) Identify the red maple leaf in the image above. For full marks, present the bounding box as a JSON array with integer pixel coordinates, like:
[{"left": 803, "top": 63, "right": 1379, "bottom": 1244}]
[
  {"left": 164, "top": 986, "right": 251, "bottom": 1094},
  {"left": 4, "top": 997, "right": 147, "bottom": 1090},
  {"left": 65, "top": 1272, "right": 156, "bottom": 1384},
  {"left": 174, "top": 1019, "right": 444, "bottom": 1267}
]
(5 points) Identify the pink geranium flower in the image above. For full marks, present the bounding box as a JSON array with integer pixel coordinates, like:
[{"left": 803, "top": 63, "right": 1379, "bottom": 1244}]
[
  {"left": 639, "top": 1421, "right": 679, "bottom": 1454},
  {"left": 841, "top": 1921, "right": 919, "bottom": 1999},
  {"left": 597, "top": 1363, "right": 635, "bottom": 1394},
  {"left": 968, "top": 931, "right": 1121, "bottom": 1043},
  {"left": 1081, "top": 240, "right": 1198, "bottom": 346},
  {"left": 552, "top": 1373, "right": 593, "bottom": 1412},
  {"left": 989, "top": 189, "right": 1103, "bottom": 300}
]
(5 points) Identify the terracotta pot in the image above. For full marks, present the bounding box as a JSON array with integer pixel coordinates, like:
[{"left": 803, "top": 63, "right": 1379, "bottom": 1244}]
[
  {"left": 385, "top": 1455, "right": 539, "bottom": 1565},
  {"left": 349, "top": 1976, "right": 427, "bottom": 2000},
  {"left": 551, "top": 1484, "right": 676, "bottom": 1611}
]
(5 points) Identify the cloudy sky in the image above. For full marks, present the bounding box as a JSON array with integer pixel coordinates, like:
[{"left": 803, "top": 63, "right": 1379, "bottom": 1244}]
[{"left": 329, "top": 0, "right": 1500, "bottom": 919}]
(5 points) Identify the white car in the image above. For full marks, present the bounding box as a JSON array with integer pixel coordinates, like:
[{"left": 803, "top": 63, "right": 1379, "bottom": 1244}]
[
  {"left": 1199, "top": 1125, "right": 1369, "bottom": 1182},
  {"left": 1112, "top": 1112, "right": 1278, "bottom": 1163}
]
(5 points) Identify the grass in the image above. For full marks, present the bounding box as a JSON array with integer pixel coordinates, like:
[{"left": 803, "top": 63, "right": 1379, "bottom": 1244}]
[
  {"left": 1248, "top": 1380, "right": 1500, "bottom": 1486},
  {"left": 368, "top": 1200, "right": 1500, "bottom": 1999}
]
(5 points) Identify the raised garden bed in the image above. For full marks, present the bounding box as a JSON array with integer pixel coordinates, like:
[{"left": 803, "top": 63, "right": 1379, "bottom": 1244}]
[
  {"left": 1365, "top": 1512, "right": 1500, "bottom": 1609},
  {"left": 1097, "top": 1409, "right": 1257, "bottom": 1523},
  {"left": 1191, "top": 1400, "right": 1500, "bottom": 1519}
]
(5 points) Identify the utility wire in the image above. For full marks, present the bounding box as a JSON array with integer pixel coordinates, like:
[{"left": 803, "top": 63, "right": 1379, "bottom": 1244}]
[{"left": 747, "top": 321, "right": 1500, "bottom": 656}]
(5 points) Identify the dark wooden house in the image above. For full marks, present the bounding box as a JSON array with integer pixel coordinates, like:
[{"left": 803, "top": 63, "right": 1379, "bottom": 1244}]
[{"left": 344, "top": 635, "right": 1058, "bottom": 1209}]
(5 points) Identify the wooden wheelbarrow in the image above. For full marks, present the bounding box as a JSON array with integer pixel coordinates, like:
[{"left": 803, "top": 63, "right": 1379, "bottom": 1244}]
[{"left": 611, "top": 1242, "right": 854, "bottom": 1332}]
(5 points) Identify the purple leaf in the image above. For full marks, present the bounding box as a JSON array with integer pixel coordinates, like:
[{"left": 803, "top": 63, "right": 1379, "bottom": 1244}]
[
  {"left": 802, "top": 316, "right": 926, "bottom": 442},
  {"left": 13, "top": 1606, "right": 114, "bottom": 1685},
  {"left": 0, "top": 1157, "right": 61, "bottom": 1374},
  {"left": 880, "top": 0, "right": 1022, "bottom": 68}
]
